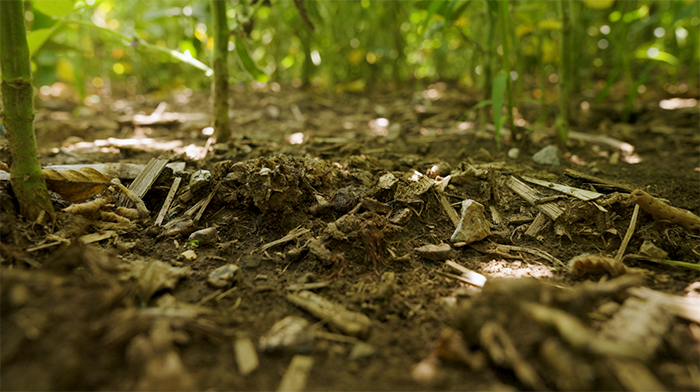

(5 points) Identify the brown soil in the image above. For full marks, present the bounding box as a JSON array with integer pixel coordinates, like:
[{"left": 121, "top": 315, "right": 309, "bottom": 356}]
[{"left": 1, "top": 82, "right": 699, "bottom": 391}]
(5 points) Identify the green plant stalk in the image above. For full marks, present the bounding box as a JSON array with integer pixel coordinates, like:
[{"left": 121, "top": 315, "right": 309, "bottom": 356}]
[
  {"left": 498, "top": 0, "right": 516, "bottom": 142},
  {"left": 210, "top": 0, "right": 230, "bottom": 143},
  {"left": 567, "top": 0, "right": 578, "bottom": 96},
  {"left": 556, "top": 0, "right": 570, "bottom": 143},
  {"left": 482, "top": 1, "right": 496, "bottom": 128},
  {"left": 536, "top": 33, "right": 548, "bottom": 125},
  {"left": 0, "top": 0, "right": 54, "bottom": 221}
]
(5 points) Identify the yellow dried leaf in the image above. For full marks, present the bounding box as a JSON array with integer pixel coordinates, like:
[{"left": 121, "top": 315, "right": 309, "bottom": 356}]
[{"left": 43, "top": 167, "right": 111, "bottom": 203}]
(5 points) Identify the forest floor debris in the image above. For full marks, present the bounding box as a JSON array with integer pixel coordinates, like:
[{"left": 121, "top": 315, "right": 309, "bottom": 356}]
[{"left": 1, "top": 85, "right": 699, "bottom": 391}]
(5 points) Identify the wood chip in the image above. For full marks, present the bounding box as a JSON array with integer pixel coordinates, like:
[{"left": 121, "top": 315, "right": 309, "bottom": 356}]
[
  {"left": 234, "top": 338, "right": 259, "bottom": 376},
  {"left": 286, "top": 290, "right": 372, "bottom": 337},
  {"left": 506, "top": 176, "right": 563, "bottom": 221},
  {"left": 277, "top": 355, "right": 314, "bottom": 392}
]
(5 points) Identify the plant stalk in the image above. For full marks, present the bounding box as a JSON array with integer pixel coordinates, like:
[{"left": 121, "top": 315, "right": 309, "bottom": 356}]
[
  {"left": 0, "top": 0, "right": 53, "bottom": 221},
  {"left": 211, "top": 0, "right": 230, "bottom": 143},
  {"left": 557, "top": 0, "right": 570, "bottom": 142},
  {"left": 498, "top": 0, "right": 516, "bottom": 143}
]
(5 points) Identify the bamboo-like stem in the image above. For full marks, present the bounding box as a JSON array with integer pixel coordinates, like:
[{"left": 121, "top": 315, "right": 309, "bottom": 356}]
[
  {"left": 498, "top": 0, "right": 516, "bottom": 143},
  {"left": 211, "top": 0, "right": 230, "bottom": 143},
  {"left": 556, "top": 0, "right": 570, "bottom": 143},
  {"left": 0, "top": 0, "right": 53, "bottom": 221}
]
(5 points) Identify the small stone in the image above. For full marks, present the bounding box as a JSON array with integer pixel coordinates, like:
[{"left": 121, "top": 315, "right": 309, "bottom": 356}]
[
  {"left": 507, "top": 148, "right": 520, "bottom": 159},
  {"left": 532, "top": 145, "right": 560, "bottom": 166},
  {"left": 189, "top": 170, "right": 212, "bottom": 194},
  {"left": 348, "top": 342, "right": 376, "bottom": 361},
  {"left": 259, "top": 316, "right": 314, "bottom": 353},
  {"left": 208, "top": 264, "right": 241, "bottom": 288},
  {"left": 188, "top": 227, "right": 218, "bottom": 246},
  {"left": 450, "top": 200, "right": 491, "bottom": 244},
  {"left": 415, "top": 243, "right": 452, "bottom": 261},
  {"left": 332, "top": 187, "right": 361, "bottom": 213},
  {"left": 389, "top": 208, "right": 413, "bottom": 225},
  {"left": 180, "top": 249, "right": 197, "bottom": 261}
]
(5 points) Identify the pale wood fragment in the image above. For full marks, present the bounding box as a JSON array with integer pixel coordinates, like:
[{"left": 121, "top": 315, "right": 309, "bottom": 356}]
[
  {"left": 277, "top": 355, "right": 314, "bottom": 392},
  {"left": 615, "top": 204, "right": 639, "bottom": 261},
  {"left": 506, "top": 176, "right": 563, "bottom": 220},
  {"left": 432, "top": 189, "right": 460, "bottom": 227},
  {"left": 524, "top": 212, "right": 550, "bottom": 238},
  {"left": 119, "top": 157, "right": 170, "bottom": 206},
  {"left": 155, "top": 177, "right": 182, "bottom": 226},
  {"left": 79, "top": 230, "right": 117, "bottom": 244},
  {"left": 521, "top": 175, "right": 604, "bottom": 201},
  {"left": 193, "top": 182, "right": 220, "bottom": 223},
  {"left": 286, "top": 290, "right": 372, "bottom": 337},
  {"left": 444, "top": 260, "right": 487, "bottom": 288},
  {"left": 0, "top": 162, "right": 184, "bottom": 181},
  {"left": 234, "top": 338, "right": 259, "bottom": 376},
  {"left": 261, "top": 227, "right": 311, "bottom": 252}
]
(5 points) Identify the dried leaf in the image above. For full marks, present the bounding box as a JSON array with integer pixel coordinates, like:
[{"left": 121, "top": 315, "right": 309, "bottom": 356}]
[{"left": 43, "top": 167, "right": 111, "bottom": 203}]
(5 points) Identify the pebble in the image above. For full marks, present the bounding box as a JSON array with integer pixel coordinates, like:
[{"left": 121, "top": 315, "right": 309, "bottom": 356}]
[
  {"left": 207, "top": 264, "right": 241, "bottom": 288},
  {"left": 259, "top": 316, "right": 314, "bottom": 353},
  {"left": 532, "top": 145, "right": 560, "bottom": 166},
  {"left": 450, "top": 200, "right": 491, "bottom": 244},
  {"left": 389, "top": 208, "right": 413, "bottom": 226},
  {"left": 180, "top": 249, "right": 197, "bottom": 261},
  {"left": 188, "top": 227, "right": 218, "bottom": 246},
  {"left": 507, "top": 147, "right": 520, "bottom": 159},
  {"left": 189, "top": 170, "right": 212, "bottom": 194}
]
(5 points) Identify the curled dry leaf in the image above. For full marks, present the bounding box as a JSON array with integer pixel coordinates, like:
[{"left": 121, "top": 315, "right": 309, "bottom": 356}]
[
  {"left": 568, "top": 253, "right": 627, "bottom": 278},
  {"left": 43, "top": 167, "right": 111, "bottom": 203}
]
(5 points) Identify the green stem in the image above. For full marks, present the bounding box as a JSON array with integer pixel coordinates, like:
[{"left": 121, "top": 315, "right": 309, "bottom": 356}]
[
  {"left": 498, "top": 0, "right": 516, "bottom": 143},
  {"left": 556, "top": 0, "right": 570, "bottom": 143},
  {"left": 210, "top": 0, "right": 230, "bottom": 142},
  {"left": 0, "top": 0, "right": 53, "bottom": 221}
]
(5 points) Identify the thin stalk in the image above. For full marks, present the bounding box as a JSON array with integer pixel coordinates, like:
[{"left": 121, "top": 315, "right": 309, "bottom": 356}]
[
  {"left": 211, "top": 0, "right": 230, "bottom": 142},
  {"left": 498, "top": 0, "right": 516, "bottom": 143},
  {"left": 0, "top": 0, "right": 54, "bottom": 221},
  {"left": 482, "top": 1, "right": 496, "bottom": 128},
  {"left": 536, "top": 34, "right": 548, "bottom": 125},
  {"left": 556, "top": 0, "right": 570, "bottom": 143}
]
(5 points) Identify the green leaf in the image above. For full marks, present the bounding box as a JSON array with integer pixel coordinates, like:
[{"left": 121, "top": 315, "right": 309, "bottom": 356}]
[
  {"left": 27, "top": 28, "right": 55, "bottom": 57},
  {"left": 491, "top": 72, "right": 507, "bottom": 147},
  {"left": 469, "top": 99, "right": 493, "bottom": 111},
  {"left": 32, "top": 0, "right": 76, "bottom": 19},
  {"left": 234, "top": 35, "right": 268, "bottom": 82},
  {"left": 421, "top": 0, "right": 445, "bottom": 36}
]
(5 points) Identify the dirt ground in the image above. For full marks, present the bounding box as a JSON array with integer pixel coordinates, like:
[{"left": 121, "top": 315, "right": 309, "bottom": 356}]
[{"left": 1, "top": 81, "right": 699, "bottom": 391}]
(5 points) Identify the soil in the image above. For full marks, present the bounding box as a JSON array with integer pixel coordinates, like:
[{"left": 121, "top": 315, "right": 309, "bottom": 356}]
[{"left": 1, "top": 81, "right": 699, "bottom": 391}]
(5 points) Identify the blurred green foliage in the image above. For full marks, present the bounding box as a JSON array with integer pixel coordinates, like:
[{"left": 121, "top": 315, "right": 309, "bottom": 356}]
[{"left": 18, "top": 0, "right": 700, "bottom": 105}]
